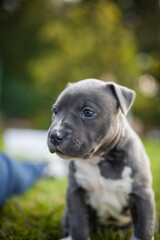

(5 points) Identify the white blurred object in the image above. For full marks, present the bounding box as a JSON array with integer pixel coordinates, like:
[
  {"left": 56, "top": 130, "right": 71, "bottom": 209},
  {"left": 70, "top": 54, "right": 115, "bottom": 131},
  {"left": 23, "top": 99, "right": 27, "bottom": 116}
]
[
  {"left": 138, "top": 74, "right": 159, "bottom": 97},
  {"left": 3, "top": 128, "right": 49, "bottom": 160},
  {"left": 2, "top": 128, "right": 68, "bottom": 179},
  {"left": 43, "top": 155, "right": 68, "bottom": 179}
]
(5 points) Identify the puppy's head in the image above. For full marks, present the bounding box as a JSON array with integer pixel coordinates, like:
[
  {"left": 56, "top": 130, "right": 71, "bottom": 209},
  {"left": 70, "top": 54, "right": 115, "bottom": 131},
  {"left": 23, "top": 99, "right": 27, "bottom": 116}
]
[{"left": 47, "top": 79, "right": 135, "bottom": 160}]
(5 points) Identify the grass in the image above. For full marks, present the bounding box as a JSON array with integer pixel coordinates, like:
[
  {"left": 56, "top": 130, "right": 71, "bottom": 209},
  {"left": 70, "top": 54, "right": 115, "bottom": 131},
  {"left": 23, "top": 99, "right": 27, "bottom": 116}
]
[
  {"left": 0, "top": 180, "right": 67, "bottom": 240},
  {"left": 0, "top": 139, "right": 160, "bottom": 240}
]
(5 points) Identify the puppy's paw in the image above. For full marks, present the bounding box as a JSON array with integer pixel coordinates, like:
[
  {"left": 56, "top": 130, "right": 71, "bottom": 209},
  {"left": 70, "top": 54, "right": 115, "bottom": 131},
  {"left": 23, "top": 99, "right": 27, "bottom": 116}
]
[
  {"left": 59, "top": 236, "right": 73, "bottom": 240},
  {"left": 130, "top": 232, "right": 154, "bottom": 240},
  {"left": 60, "top": 237, "right": 90, "bottom": 240}
]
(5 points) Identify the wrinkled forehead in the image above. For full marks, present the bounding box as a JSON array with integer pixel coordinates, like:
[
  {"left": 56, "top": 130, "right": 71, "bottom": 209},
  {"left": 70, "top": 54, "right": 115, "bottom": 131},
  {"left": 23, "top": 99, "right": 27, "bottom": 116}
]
[{"left": 54, "top": 80, "right": 116, "bottom": 109}]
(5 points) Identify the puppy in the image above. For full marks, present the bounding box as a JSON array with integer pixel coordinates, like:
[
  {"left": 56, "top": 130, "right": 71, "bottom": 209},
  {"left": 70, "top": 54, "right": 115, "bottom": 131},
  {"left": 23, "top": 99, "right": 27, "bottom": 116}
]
[{"left": 47, "top": 79, "right": 155, "bottom": 240}]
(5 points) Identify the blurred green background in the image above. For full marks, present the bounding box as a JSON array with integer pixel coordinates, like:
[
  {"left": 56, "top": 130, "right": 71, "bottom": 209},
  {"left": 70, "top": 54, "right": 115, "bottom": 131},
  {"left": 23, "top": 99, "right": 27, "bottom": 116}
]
[
  {"left": 0, "top": 0, "right": 160, "bottom": 132},
  {"left": 0, "top": 1, "right": 160, "bottom": 239}
]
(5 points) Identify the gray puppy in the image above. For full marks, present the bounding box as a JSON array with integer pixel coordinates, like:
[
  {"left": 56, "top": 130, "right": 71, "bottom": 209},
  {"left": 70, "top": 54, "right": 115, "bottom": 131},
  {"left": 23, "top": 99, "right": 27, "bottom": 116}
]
[{"left": 47, "top": 79, "right": 155, "bottom": 240}]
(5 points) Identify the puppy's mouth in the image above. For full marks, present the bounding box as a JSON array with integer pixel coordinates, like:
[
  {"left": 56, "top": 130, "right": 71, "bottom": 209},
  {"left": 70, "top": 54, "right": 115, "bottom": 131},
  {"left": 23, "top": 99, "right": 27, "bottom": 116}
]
[
  {"left": 48, "top": 142, "right": 77, "bottom": 160},
  {"left": 55, "top": 150, "right": 76, "bottom": 160},
  {"left": 48, "top": 139, "right": 95, "bottom": 160}
]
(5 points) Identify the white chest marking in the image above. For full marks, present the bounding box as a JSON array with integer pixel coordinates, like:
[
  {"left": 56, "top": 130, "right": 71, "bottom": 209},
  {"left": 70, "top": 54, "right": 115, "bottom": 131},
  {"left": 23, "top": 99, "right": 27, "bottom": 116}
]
[{"left": 75, "top": 159, "right": 133, "bottom": 226}]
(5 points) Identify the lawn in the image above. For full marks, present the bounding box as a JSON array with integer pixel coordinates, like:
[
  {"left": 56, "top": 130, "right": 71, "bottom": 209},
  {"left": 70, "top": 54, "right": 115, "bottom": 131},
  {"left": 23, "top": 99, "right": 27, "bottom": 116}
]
[{"left": 0, "top": 139, "right": 160, "bottom": 240}]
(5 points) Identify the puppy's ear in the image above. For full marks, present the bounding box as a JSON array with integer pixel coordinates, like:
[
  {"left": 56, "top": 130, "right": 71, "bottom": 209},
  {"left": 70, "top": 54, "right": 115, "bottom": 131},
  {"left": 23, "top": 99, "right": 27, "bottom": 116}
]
[{"left": 107, "top": 82, "right": 136, "bottom": 115}]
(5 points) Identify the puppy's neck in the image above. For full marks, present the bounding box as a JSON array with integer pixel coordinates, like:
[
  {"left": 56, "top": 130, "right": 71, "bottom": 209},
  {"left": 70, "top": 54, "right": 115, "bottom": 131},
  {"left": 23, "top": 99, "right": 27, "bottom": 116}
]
[{"left": 96, "top": 114, "right": 124, "bottom": 157}]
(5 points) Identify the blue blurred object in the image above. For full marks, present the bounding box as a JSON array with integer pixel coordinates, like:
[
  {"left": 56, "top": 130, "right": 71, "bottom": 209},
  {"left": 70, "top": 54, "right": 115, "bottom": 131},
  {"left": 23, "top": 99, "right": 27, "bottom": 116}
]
[{"left": 0, "top": 152, "right": 46, "bottom": 207}]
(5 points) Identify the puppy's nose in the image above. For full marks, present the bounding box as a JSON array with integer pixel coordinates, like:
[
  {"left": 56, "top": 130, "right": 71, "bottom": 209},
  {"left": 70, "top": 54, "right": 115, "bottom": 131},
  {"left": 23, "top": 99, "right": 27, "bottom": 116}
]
[{"left": 49, "top": 131, "right": 64, "bottom": 145}]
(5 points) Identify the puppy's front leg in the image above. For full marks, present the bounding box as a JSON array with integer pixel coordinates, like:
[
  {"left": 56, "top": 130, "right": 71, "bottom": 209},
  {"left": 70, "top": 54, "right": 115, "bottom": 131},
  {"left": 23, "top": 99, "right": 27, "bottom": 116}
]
[
  {"left": 130, "top": 188, "right": 155, "bottom": 240},
  {"left": 67, "top": 187, "right": 90, "bottom": 240}
]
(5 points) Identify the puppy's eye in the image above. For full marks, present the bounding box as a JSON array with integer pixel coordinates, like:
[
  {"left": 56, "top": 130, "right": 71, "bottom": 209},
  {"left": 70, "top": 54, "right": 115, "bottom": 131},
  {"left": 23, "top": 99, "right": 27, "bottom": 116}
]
[
  {"left": 83, "top": 109, "right": 95, "bottom": 118},
  {"left": 53, "top": 107, "right": 58, "bottom": 115}
]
